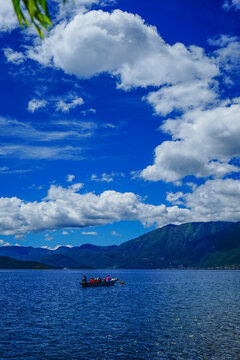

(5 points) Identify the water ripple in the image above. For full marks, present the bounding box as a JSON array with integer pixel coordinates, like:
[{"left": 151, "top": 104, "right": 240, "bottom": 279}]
[{"left": 0, "top": 270, "right": 239, "bottom": 359}]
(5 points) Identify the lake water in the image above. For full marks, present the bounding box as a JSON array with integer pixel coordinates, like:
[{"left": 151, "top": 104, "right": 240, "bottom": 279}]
[{"left": 0, "top": 269, "right": 239, "bottom": 360}]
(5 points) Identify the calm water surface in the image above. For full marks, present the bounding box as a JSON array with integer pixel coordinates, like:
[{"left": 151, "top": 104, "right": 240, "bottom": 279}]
[{"left": 0, "top": 269, "right": 239, "bottom": 360}]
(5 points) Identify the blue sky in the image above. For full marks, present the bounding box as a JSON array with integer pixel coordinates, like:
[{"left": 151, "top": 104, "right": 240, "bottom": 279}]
[{"left": 0, "top": 0, "right": 240, "bottom": 249}]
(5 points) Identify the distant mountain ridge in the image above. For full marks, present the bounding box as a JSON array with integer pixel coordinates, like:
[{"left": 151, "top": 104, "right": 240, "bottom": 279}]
[
  {"left": 0, "top": 256, "right": 55, "bottom": 269},
  {"left": 1, "top": 221, "right": 240, "bottom": 269}
]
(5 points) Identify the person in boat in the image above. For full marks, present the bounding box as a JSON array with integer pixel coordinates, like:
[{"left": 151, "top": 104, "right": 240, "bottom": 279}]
[
  {"left": 82, "top": 275, "right": 87, "bottom": 283},
  {"left": 106, "top": 275, "right": 110, "bottom": 281},
  {"left": 94, "top": 277, "right": 97, "bottom": 283},
  {"left": 103, "top": 278, "right": 106, "bottom": 282},
  {"left": 89, "top": 278, "right": 94, "bottom": 283}
]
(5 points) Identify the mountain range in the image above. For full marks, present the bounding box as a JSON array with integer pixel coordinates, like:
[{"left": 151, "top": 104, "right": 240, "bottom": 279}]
[
  {"left": 0, "top": 256, "right": 54, "bottom": 269},
  {"left": 0, "top": 221, "right": 240, "bottom": 269}
]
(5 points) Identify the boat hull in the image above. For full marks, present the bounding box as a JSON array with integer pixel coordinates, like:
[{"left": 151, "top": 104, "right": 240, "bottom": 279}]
[{"left": 80, "top": 280, "right": 116, "bottom": 288}]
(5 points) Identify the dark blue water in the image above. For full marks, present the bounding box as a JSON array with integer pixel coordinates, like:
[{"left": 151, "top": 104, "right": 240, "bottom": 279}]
[{"left": 0, "top": 270, "right": 240, "bottom": 360}]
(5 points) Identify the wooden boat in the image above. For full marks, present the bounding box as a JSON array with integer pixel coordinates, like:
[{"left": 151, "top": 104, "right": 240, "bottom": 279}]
[{"left": 80, "top": 279, "right": 118, "bottom": 288}]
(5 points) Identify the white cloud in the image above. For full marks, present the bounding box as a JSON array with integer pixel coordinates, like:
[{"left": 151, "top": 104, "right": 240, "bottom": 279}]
[
  {"left": 0, "top": 1, "right": 18, "bottom": 32},
  {"left": 0, "top": 116, "right": 99, "bottom": 160},
  {"left": 81, "top": 108, "right": 96, "bottom": 116},
  {"left": 66, "top": 174, "right": 75, "bottom": 183},
  {"left": 166, "top": 192, "right": 185, "bottom": 205},
  {"left": 91, "top": 172, "right": 125, "bottom": 182},
  {"left": 56, "top": 0, "right": 115, "bottom": 20},
  {"left": 111, "top": 230, "right": 120, "bottom": 236},
  {"left": 4, "top": 48, "right": 25, "bottom": 65},
  {"left": 41, "top": 244, "right": 73, "bottom": 250},
  {"left": 56, "top": 96, "right": 84, "bottom": 112},
  {"left": 91, "top": 173, "right": 113, "bottom": 182},
  {"left": 0, "top": 123, "right": 82, "bottom": 141},
  {"left": 28, "top": 95, "right": 85, "bottom": 114},
  {"left": 0, "top": 117, "right": 83, "bottom": 141},
  {"left": 81, "top": 231, "right": 98, "bottom": 235},
  {"left": 209, "top": 35, "right": 240, "bottom": 77},
  {"left": 144, "top": 80, "right": 218, "bottom": 116},
  {"left": 28, "top": 99, "right": 47, "bottom": 113},
  {"left": 0, "top": 240, "right": 11, "bottom": 247},
  {"left": 0, "top": 183, "right": 191, "bottom": 235},
  {"left": 0, "top": 166, "right": 31, "bottom": 175},
  {"left": 27, "top": 10, "right": 218, "bottom": 90},
  {"left": 185, "top": 179, "right": 240, "bottom": 222},
  {"left": 45, "top": 234, "right": 54, "bottom": 241},
  {"left": 0, "top": 144, "right": 83, "bottom": 160},
  {"left": 164, "top": 178, "right": 240, "bottom": 223},
  {"left": 140, "top": 101, "right": 240, "bottom": 182},
  {"left": 15, "top": 234, "right": 25, "bottom": 240},
  {"left": 223, "top": 0, "right": 240, "bottom": 10},
  {"left": 0, "top": 166, "right": 9, "bottom": 173},
  {"left": 0, "top": 0, "right": 113, "bottom": 34},
  {"left": 1, "top": 180, "right": 240, "bottom": 236}
]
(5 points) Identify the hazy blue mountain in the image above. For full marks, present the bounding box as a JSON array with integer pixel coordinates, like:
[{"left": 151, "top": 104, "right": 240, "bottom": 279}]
[
  {"left": 1, "top": 221, "right": 240, "bottom": 268},
  {"left": 0, "top": 246, "right": 51, "bottom": 261},
  {"left": 0, "top": 256, "right": 54, "bottom": 269},
  {"left": 39, "top": 244, "right": 118, "bottom": 268}
]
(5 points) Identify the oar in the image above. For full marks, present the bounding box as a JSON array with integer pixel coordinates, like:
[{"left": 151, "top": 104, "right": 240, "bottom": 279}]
[{"left": 118, "top": 281, "right": 125, "bottom": 284}]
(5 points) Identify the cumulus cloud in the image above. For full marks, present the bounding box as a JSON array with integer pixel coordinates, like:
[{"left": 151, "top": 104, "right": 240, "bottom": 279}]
[
  {"left": 0, "top": 180, "right": 240, "bottom": 236},
  {"left": 166, "top": 192, "right": 185, "bottom": 205},
  {"left": 27, "top": 10, "right": 218, "bottom": 90},
  {"left": 56, "top": 0, "right": 115, "bottom": 20},
  {"left": 164, "top": 178, "right": 240, "bottom": 223},
  {"left": 28, "top": 99, "right": 47, "bottom": 113},
  {"left": 0, "top": 1, "right": 18, "bottom": 32},
  {"left": 0, "top": 183, "right": 191, "bottom": 235},
  {"left": 140, "top": 101, "right": 240, "bottom": 182},
  {"left": 185, "top": 179, "right": 240, "bottom": 222},
  {"left": 4, "top": 48, "right": 25, "bottom": 65},
  {"left": 0, "top": 0, "right": 113, "bottom": 34},
  {"left": 209, "top": 35, "right": 240, "bottom": 79},
  {"left": 144, "top": 80, "right": 218, "bottom": 116},
  {"left": 56, "top": 96, "right": 84, "bottom": 112}
]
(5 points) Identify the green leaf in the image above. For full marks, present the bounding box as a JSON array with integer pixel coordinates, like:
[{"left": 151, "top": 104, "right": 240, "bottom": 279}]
[{"left": 11, "top": 0, "right": 65, "bottom": 38}]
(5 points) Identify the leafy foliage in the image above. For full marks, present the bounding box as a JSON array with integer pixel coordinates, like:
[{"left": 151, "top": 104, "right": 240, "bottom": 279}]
[{"left": 11, "top": 0, "right": 67, "bottom": 38}]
